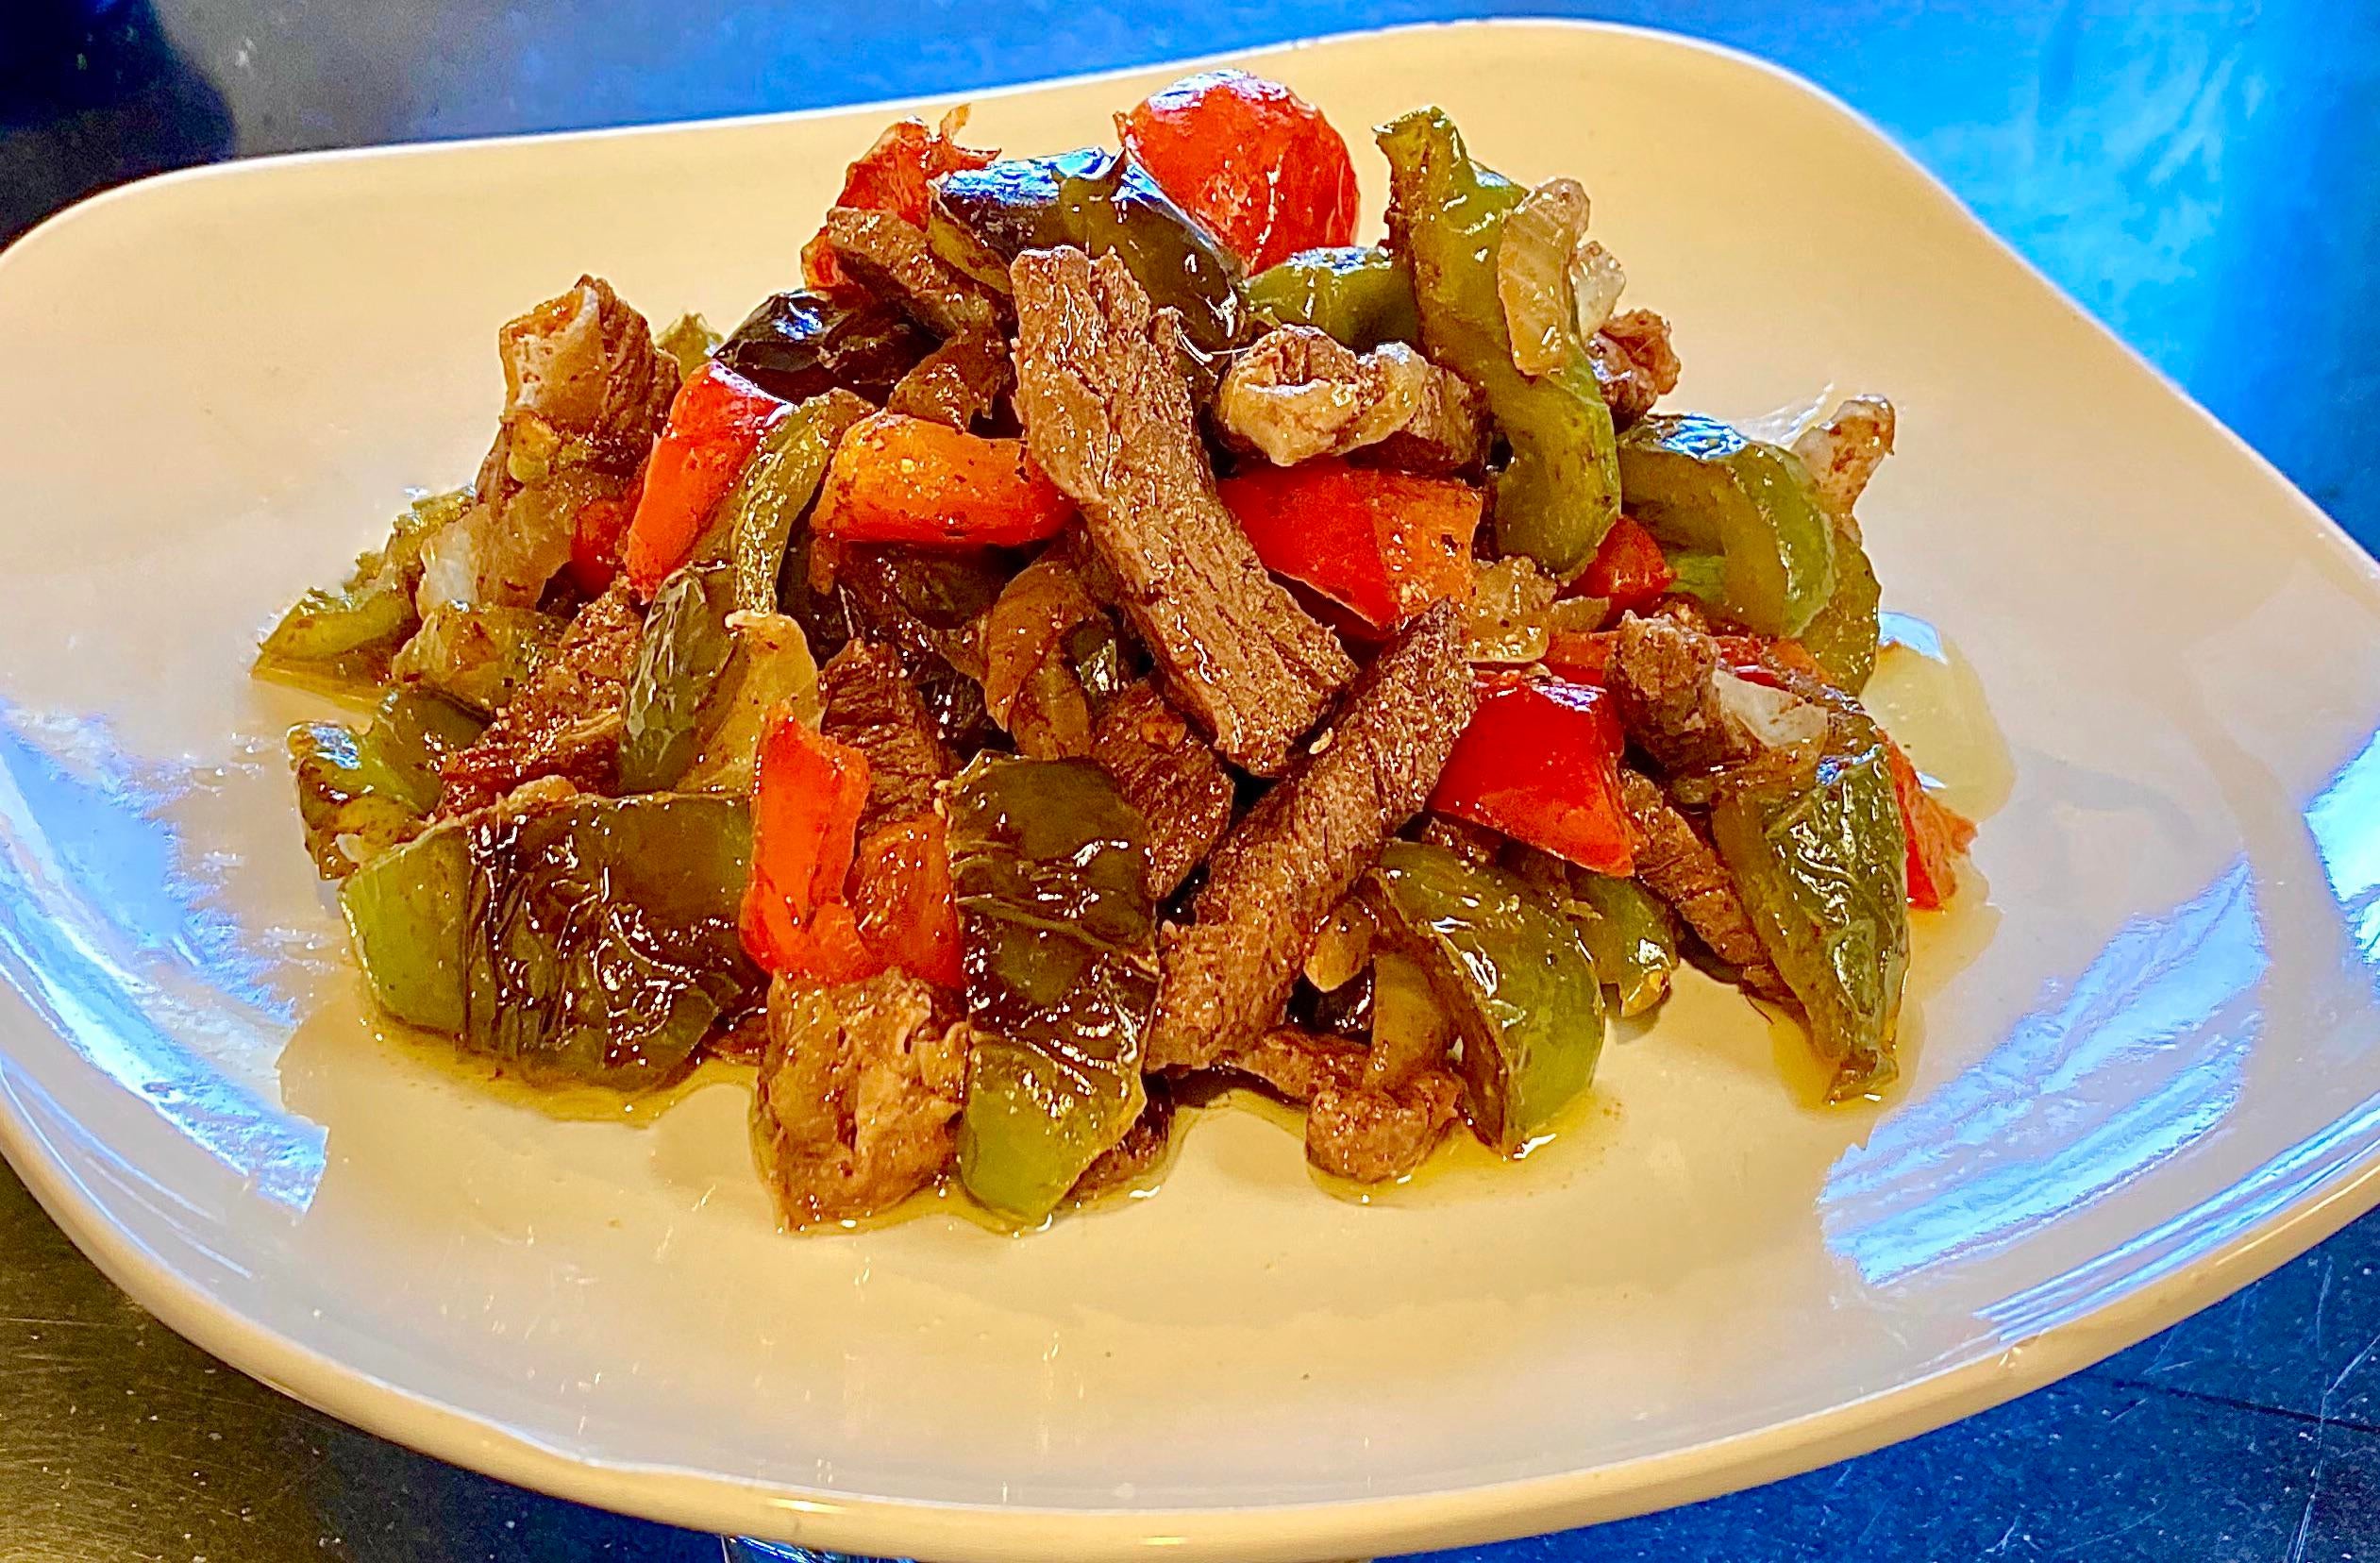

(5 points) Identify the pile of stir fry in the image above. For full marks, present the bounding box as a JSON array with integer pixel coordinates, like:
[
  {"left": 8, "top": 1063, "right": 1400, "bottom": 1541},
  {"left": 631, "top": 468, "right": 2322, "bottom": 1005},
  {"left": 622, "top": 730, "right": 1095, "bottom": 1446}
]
[{"left": 257, "top": 73, "right": 1976, "bottom": 1230}]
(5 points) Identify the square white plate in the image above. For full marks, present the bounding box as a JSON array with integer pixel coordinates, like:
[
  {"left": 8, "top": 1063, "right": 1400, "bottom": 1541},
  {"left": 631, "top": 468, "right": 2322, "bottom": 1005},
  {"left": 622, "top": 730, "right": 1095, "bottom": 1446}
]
[{"left": 5, "top": 20, "right": 2380, "bottom": 1562}]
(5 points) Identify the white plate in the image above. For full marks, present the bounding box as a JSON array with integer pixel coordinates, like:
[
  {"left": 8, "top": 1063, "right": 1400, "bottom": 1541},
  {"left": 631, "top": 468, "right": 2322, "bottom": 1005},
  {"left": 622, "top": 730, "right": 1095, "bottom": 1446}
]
[{"left": 4, "top": 19, "right": 2379, "bottom": 1562}]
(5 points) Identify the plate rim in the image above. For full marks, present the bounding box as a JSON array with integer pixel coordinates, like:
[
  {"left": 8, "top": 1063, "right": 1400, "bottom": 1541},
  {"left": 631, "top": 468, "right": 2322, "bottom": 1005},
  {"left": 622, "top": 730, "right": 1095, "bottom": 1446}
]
[{"left": 4, "top": 16, "right": 2378, "bottom": 1560}]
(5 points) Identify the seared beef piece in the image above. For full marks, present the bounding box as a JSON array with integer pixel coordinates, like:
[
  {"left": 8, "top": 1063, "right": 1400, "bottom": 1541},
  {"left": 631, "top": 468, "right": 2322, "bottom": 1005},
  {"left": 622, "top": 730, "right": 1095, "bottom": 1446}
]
[
  {"left": 1090, "top": 681, "right": 1236, "bottom": 900},
  {"left": 1066, "top": 1079, "right": 1177, "bottom": 1201},
  {"left": 420, "top": 277, "right": 679, "bottom": 613},
  {"left": 1790, "top": 394, "right": 1896, "bottom": 517},
  {"left": 887, "top": 328, "right": 1012, "bottom": 429},
  {"left": 1214, "top": 325, "right": 1484, "bottom": 473},
  {"left": 827, "top": 546, "right": 1001, "bottom": 751},
  {"left": 816, "top": 208, "right": 1002, "bottom": 340},
  {"left": 755, "top": 971, "right": 969, "bottom": 1229},
  {"left": 1226, "top": 1028, "right": 1462, "bottom": 1183},
  {"left": 1618, "top": 767, "right": 1786, "bottom": 998},
  {"left": 1587, "top": 308, "right": 1681, "bottom": 429},
  {"left": 818, "top": 638, "right": 956, "bottom": 833},
  {"left": 488, "top": 275, "right": 681, "bottom": 478},
  {"left": 1609, "top": 611, "right": 1825, "bottom": 782},
  {"left": 1418, "top": 814, "right": 1502, "bottom": 866},
  {"left": 438, "top": 578, "right": 644, "bottom": 815},
  {"left": 1147, "top": 600, "right": 1473, "bottom": 1072},
  {"left": 1011, "top": 247, "right": 1356, "bottom": 776}
]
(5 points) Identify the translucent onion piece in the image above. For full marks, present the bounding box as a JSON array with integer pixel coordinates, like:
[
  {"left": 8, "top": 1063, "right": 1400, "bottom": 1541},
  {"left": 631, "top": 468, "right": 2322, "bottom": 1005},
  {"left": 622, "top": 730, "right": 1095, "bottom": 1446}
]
[
  {"left": 1569, "top": 239, "right": 1628, "bottom": 341},
  {"left": 1496, "top": 177, "right": 1591, "bottom": 378}
]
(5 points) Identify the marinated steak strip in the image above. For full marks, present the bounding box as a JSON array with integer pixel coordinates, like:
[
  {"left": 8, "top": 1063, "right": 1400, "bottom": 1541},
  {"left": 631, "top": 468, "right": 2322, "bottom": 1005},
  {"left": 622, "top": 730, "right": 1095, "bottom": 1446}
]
[
  {"left": 887, "top": 328, "right": 1012, "bottom": 429},
  {"left": 1090, "top": 681, "right": 1236, "bottom": 900},
  {"left": 438, "top": 578, "right": 643, "bottom": 815},
  {"left": 1011, "top": 247, "right": 1356, "bottom": 776},
  {"left": 1214, "top": 325, "right": 1484, "bottom": 473},
  {"left": 1226, "top": 1028, "right": 1461, "bottom": 1183},
  {"left": 755, "top": 971, "right": 969, "bottom": 1229},
  {"left": 819, "top": 638, "right": 957, "bottom": 833},
  {"left": 817, "top": 207, "right": 1001, "bottom": 340},
  {"left": 1618, "top": 766, "right": 1786, "bottom": 998},
  {"left": 1147, "top": 600, "right": 1473, "bottom": 1072},
  {"left": 1609, "top": 611, "right": 1824, "bottom": 782}
]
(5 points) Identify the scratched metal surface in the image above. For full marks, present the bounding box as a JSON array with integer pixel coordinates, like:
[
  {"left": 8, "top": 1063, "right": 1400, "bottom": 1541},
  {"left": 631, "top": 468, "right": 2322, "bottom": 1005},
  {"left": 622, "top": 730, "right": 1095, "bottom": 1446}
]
[{"left": 4, "top": 1, "right": 2380, "bottom": 1559}]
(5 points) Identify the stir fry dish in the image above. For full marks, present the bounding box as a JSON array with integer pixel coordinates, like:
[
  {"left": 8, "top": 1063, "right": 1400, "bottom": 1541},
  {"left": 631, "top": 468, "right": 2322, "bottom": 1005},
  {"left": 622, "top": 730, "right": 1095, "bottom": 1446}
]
[{"left": 256, "top": 72, "right": 1978, "bottom": 1230}]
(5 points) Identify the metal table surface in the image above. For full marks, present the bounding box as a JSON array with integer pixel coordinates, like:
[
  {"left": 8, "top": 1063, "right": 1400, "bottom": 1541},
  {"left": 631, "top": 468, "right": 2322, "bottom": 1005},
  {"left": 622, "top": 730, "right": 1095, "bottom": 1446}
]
[{"left": 4, "top": 2, "right": 2379, "bottom": 1558}]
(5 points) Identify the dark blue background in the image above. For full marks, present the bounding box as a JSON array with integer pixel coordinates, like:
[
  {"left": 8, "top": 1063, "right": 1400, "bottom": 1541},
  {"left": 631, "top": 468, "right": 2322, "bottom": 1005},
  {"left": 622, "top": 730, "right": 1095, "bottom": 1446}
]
[{"left": 4, "top": 3, "right": 2377, "bottom": 1558}]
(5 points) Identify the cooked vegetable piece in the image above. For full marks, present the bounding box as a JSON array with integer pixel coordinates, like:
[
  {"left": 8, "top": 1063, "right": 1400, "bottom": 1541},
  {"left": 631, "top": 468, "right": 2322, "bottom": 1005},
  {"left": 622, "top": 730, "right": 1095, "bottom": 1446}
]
[
  {"left": 848, "top": 809, "right": 964, "bottom": 989},
  {"left": 288, "top": 690, "right": 487, "bottom": 878},
  {"left": 1365, "top": 840, "right": 1605, "bottom": 1151},
  {"left": 435, "top": 580, "right": 645, "bottom": 815},
  {"left": 712, "top": 390, "right": 873, "bottom": 616},
  {"left": 624, "top": 361, "right": 794, "bottom": 597},
  {"left": 1561, "top": 866, "right": 1679, "bottom": 1017},
  {"left": 1885, "top": 736, "right": 1975, "bottom": 912},
  {"left": 813, "top": 412, "right": 1073, "bottom": 548},
  {"left": 1431, "top": 673, "right": 1634, "bottom": 876},
  {"left": 830, "top": 546, "right": 1005, "bottom": 750},
  {"left": 713, "top": 291, "right": 934, "bottom": 406},
  {"left": 1495, "top": 176, "right": 1593, "bottom": 378},
  {"left": 929, "top": 149, "right": 1249, "bottom": 352},
  {"left": 803, "top": 109, "right": 998, "bottom": 297},
  {"left": 343, "top": 792, "right": 757, "bottom": 1088},
  {"left": 1379, "top": 109, "right": 1619, "bottom": 579},
  {"left": 1117, "top": 70, "right": 1359, "bottom": 272},
  {"left": 1218, "top": 459, "right": 1481, "bottom": 635},
  {"left": 388, "top": 602, "right": 565, "bottom": 717},
  {"left": 1247, "top": 245, "right": 1422, "bottom": 351},
  {"left": 1213, "top": 327, "right": 1485, "bottom": 474},
  {"left": 740, "top": 708, "right": 878, "bottom": 983},
  {"left": 1617, "top": 414, "right": 1836, "bottom": 637},
  {"left": 655, "top": 313, "right": 721, "bottom": 377},
  {"left": 1579, "top": 514, "right": 1674, "bottom": 616},
  {"left": 1797, "top": 527, "right": 1882, "bottom": 691},
  {"left": 620, "top": 562, "right": 823, "bottom": 795},
  {"left": 1710, "top": 727, "right": 1909, "bottom": 1100},
  {"left": 254, "top": 489, "right": 468, "bottom": 702},
  {"left": 980, "top": 551, "right": 1110, "bottom": 758},
  {"left": 948, "top": 756, "right": 1158, "bottom": 1223},
  {"left": 567, "top": 482, "right": 642, "bottom": 596}
]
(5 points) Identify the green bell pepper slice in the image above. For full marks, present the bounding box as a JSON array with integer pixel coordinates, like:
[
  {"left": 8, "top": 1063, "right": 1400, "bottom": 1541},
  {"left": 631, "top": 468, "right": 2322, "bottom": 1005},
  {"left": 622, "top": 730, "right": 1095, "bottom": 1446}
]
[
  {"left": 254, "top": 488, "right": 468, "bottom": 703},
  {"left": 1617, "top": 413, "right": 1837, "bottom": 638},
  {"left": 341, "top": 793, "right": 757, "bottom": 1090},
  {"left": 1365, "top": 840, "right": 1605, "bottom": 1151},
  {"left": 287, "top": 689, "right": 485, "bottom": 878},
  {"left": 947, "top": 756, "right": 1157, "bottom": 1222},
  {"left": 1379, "top": 109, "right": 1619, "bottom": 580},
  {"left": 1568, "top": 870, "right": 1680, "bottom": 1019},
  {"left": 1796, "top": 515, "right": 1883, "bottom": 690},
  {"left": 1247, "top": 245, "right": 1423, "bottom": 352},
  {"left": 388, "top": 601, "right": 564, "bottom": 716},
  {"left": 712, "top": 390, "right": 872, "bottom": 616},
  {"left": 1709, "top": 727, "right": 1909, "bottom": 1100}
]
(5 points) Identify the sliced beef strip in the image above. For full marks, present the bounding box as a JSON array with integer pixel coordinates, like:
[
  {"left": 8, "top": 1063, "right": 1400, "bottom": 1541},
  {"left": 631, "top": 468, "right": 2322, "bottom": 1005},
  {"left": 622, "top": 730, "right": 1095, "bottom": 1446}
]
[
  {"left": 1146, "top": 599, "right": 1473, "bottom": 1073},
  {"left": 1214, "top": 325, "right": 1484, "bottom": 473},
  {"left": 1225, "top": 1028, "right": 1462, "bottom": 1183},
  {"left": 1608, "top": 611, "right": 1825, "bottom": 783},
  {"left": 1587, "top": 307, "right": 1682, "bottom": 429},
  {"left": 817, "top": 207, "right": 1002, "bottom": 340},
  {"left": 1011, "top": 246, "right": 1356, "bottom": 776},
  {"left": 1618, "top": 766, "right": 1787, "bottom": 999},
  {"left": 886, "top": 328, "right": 1012, "bottom": 429},
  {"left": 754, "top": 970, "right": 969, "bottom": 1229},
  {"left": 1090, "top": 681, "right": 1236, "bottom": 901},
  {"left": 437, "top": 577, "right": 644, "bottom": 815},
  {"left": 818, "top": 638, "right": 957, "bottom": 833}
]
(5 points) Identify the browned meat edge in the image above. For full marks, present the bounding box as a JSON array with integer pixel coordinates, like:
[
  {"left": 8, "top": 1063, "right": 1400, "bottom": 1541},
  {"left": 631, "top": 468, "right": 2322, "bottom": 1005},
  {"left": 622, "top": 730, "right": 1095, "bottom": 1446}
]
[
  {"left": 817, "top": 208, "right": 1000, "bottom": 341},
  {"left": 1147, "top": 599, "right": 1474, "bottom": 1072},
  {"left": 818, "top": 638, "right": 957, "bottom": 833},
  {"left": 1090, "top": 681, "right": 1236, "bottom": 901},
  {"left": 1617, "top": 767, "right": 1787, "bottom": 998},
  {"left": 437, "top": 578, "right": 644, "bottom": 815},
  {"left": 1010, "top": 246, "right": 1356, "bottom": 777}
]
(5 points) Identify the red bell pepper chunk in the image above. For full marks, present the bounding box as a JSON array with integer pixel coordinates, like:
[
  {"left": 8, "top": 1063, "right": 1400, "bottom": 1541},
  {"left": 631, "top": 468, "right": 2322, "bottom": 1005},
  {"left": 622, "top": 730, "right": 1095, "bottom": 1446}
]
[
  {"left": 847, "top": 810, "right": 964, "bottom": 990},
  {"left": 1217, "top": 459, "right": 1483, "bottom": 636},
  {"left": 622, "top": 361, "right": 792, "bottom": 598},
  {"left": 1117, "top": 70, "right": 1360, "bottom": 272},
  {"left": 812, "top": 411, "right": 1073, "bottom": 548},
  {"left": 1577, "top": 514, "right": 1674, "bottom": 614},
  {"left": 740, "top": 706, "right": 880, "bottom": 983},
  {"left": 1885, "top": 735, "right": 1975, "bottom": 911},
  {"left": 1433, "top": 673, "right": 1634, "bottom": 876},
  {"left": 802, "top": 110, "right": 997, "bottom": 297}
]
